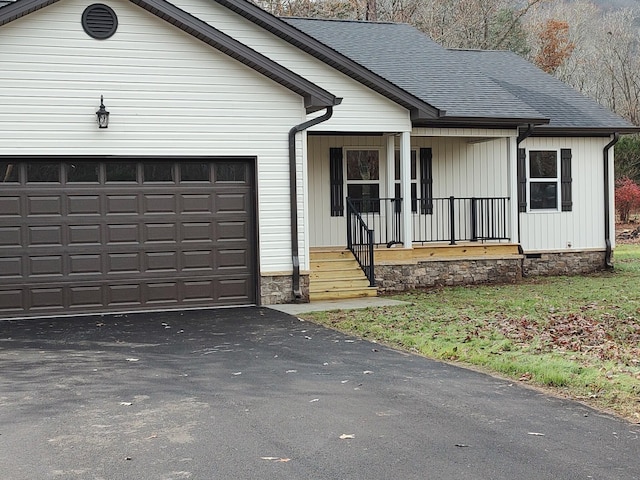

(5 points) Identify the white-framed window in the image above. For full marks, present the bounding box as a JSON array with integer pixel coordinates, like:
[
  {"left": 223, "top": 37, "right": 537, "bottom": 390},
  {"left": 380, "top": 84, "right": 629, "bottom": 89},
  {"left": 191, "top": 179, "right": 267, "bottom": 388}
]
[
  {"left": 517, "top": 147, "right": 572, "bottom": 214},
  {"left": 527, "top": 149, "right": 560, "bottom": 211}
]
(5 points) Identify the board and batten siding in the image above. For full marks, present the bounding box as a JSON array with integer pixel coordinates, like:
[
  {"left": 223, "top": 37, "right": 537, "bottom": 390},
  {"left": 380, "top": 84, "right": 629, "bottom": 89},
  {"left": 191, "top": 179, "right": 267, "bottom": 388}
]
[
  {"left": 308, "top": 135, "right": 511, "bottom": 247},
  {"left": 519, "top": 137, "right": 612, "bottom": 251},
  {"left": 170, "top": 0, "right": 412, "bottom": 133},
  {"left": 0, "top": 0, "right": 309, "bottom": 274}
]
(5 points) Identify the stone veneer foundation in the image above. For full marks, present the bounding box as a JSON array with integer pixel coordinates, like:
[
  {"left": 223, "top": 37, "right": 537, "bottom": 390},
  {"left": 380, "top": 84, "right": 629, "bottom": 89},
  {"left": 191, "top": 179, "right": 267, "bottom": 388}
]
[
  {"left": 260, "top": 274, "right": 310, "bottom": 305},
  {"left": 522, "top": 250, "right": 606, "bottom": 277},
  {"left": 375, "top": 258, "right": 523, "bottom": 293},
  {"left": 262, "top": 251, "right": 606, "bottom": 304}
]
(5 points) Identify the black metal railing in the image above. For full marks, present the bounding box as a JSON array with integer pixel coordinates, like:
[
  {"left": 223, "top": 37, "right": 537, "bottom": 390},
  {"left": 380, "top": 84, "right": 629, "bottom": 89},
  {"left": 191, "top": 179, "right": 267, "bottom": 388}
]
[
  {"left": 348, "top": 198, "right": 402, "bottom": 247},
  {"left": 346, "top": 198, "right": 376, "bottom": 286},
  {"left": 412, "top": 197, "right": 510, "bottom": 245},
  {"left": 347, "top": 196, "right": 510, "bottom": 246}
]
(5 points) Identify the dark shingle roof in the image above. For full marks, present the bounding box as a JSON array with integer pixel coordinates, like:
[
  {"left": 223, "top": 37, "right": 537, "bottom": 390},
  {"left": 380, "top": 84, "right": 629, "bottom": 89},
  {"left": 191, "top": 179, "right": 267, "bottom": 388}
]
[
  {"left": 451, "top": 49, "right": 635, "bottom": 133},
  {"left": 284, "top": 17, "right": 638, "bottom": 133}
]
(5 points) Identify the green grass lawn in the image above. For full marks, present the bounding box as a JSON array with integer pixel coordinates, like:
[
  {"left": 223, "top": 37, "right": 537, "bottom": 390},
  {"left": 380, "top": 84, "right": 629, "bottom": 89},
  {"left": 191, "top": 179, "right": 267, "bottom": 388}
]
[{"left": 302, "top": 245, "right": 640, "bottom": 423}]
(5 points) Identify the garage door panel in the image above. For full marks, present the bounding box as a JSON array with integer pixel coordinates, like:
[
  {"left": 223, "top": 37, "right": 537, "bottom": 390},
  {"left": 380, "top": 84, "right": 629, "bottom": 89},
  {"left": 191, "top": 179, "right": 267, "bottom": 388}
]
[
  {"left": 70, "top": 254, "right": 102, "bottom": 275},
  {"left": 0, "top": 257, "right": 22, "bottom": 278},
  {"left": 28, "top": 225, "right": 62, "bottom": 246},
  {"left": 0, "top": 197, "right": 21, "bottom": 217},
  {"left": 181, "top": 194, "right": 212, "bottom": 214},
  {"left": 108, "top": 253, "right": 142, "bottom": 274},
  {"left": 30, "top": 256, "right": 64, "bottom": 276},
  {"left": 146, "top": 282, "right": 179, "bottom": 304},
  {"left": 68, "top": 195, "right": 100, "bottom": 216},
  {"left": 0, "top": 226, "right": 21, "bottom": 246},
  {"left": 107, "top": 224, "right": 140, "bottom": 244},
  {"left": 146, "top": 251, "right": 178, "bottom": 272},
  {"left": 69, "top": 286, "right": 103, "bottom": 308},
  {"left": 0, "top": 289, "right": 23, "bottom": 313},
  {"left": 106, "top": 195, "right": 138, "bottom": 215},
  {"left": 217, "top": 249, "right": 249, "bottom": 269},
  {"left": 182, "top": 222, "right": 213, "bottom": 242},
  {"left": 107, "top": 284, "right": 142, "bottom": 306},
  {"left": 182, "top": 250, "right": 214, "bottom": 271},
  {"left": 0, "top": 159, "right": 256, "bottom": 318},
  {"left": 216, "top": 278, "right": 251, "bottom": 302},
  {"left": 215, "top": 192, "right": 249, "bottom": 213},
  {"left": 144, "top": 194, "right": 177, "bottom": 214},
  {"left": 216, "top": 221, "right": 248, "bottom": 242},
  {"left": 145, "top": 223, "right": 177, "bottom": 243},
  {"left": 69, "top": 225, "right": 101, "bottom": 245},
  {"left": 30, "top": 287, "right": 64, "bottom": 310},
  {"left": 183, "top": 280, "right": 215, "bottom": 301},
  {"left": 28, "top": 196, "right": 61, "bottom": 216}
]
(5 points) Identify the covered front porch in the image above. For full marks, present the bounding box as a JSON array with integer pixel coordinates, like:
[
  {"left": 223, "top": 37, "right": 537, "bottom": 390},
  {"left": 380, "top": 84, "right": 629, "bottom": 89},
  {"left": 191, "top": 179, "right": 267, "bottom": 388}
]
[{"left": 304, "top": 128, "right": 523, "bottom": 299}]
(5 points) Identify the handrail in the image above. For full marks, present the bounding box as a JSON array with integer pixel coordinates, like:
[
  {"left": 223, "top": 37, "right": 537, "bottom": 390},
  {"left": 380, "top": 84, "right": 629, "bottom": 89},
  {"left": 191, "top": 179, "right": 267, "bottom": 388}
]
[{"left": 346, "top": 198, "right": 376, "bottom": 287}]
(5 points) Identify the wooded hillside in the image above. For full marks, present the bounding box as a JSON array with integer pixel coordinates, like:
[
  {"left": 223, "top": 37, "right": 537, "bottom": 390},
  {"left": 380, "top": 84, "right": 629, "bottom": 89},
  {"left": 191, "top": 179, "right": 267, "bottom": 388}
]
[{"left": 256, "top": 0, "right": 640, "bottom": 178}]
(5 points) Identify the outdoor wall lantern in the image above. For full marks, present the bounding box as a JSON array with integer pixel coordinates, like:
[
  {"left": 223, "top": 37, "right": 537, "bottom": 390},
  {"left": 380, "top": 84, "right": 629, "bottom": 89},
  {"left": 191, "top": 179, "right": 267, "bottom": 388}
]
[{"left": 96, "top": 95, "right": 110, "bottom": 129}]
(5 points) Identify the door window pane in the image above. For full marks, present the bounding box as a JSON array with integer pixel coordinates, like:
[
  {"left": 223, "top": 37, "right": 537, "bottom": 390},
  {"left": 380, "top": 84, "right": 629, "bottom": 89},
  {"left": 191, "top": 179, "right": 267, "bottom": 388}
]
[
  {"left": 215, "top": 163, "right": 245, "bottom": 182},
  {"left": 106, "top": 163, "right": 137, "bottom": 182},
  {"left": 27, "top": 163, "right": 60, "bottom": 183},
  {"left": 144, "top": 164, "right": 174, "bottom": 183},
  {"left": 347, "top": 150, "right": 379, "bottom": 180},
  {"left": 348, "top": 184, "right": 380, "bottom": 213},
  {"left": 181, "top": 163, "right": 209, "bottom": 182},
  {"left": 0, "top": 163, "right": 19, "bottom": 183},
  {"left": 67, "top": 163, "right": 99, "bottom": 183}
]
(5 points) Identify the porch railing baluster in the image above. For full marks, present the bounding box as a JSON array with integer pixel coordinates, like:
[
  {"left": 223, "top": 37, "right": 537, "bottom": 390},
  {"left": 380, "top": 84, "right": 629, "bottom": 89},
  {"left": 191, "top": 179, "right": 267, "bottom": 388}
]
[{"left": 346, "top": 198, "right": 376, "bottom": 287}]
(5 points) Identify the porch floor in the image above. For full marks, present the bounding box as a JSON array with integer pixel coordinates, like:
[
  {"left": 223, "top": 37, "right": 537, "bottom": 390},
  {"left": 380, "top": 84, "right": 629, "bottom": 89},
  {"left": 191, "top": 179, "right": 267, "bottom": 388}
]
[{"left": 310, "top": 242, "right": 521, "bottom": 265}]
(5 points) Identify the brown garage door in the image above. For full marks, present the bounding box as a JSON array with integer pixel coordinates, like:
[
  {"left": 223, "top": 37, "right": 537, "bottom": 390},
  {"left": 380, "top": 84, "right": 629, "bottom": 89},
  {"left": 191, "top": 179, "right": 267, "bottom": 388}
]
[{"left": 0, "top": 159, "right": 257, "bottom": 318}]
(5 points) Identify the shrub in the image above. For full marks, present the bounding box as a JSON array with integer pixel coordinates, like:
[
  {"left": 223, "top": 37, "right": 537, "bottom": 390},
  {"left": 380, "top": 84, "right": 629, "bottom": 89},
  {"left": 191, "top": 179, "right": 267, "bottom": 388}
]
[{"left": 615, "top": 176, "right": 640, "bottom": 223}]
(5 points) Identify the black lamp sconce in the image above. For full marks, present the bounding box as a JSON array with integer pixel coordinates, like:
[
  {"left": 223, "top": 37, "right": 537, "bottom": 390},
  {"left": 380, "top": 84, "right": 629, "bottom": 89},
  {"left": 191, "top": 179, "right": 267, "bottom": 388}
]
[{"left": 96, "top": 95, "right": 110, "bottom": 129}]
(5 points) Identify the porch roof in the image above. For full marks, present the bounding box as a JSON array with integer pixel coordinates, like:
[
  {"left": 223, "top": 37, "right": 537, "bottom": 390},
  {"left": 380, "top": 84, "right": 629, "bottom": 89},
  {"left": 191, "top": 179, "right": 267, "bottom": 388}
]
[{"left": 284, "top": 17, "right": 639, "bottom": 134}]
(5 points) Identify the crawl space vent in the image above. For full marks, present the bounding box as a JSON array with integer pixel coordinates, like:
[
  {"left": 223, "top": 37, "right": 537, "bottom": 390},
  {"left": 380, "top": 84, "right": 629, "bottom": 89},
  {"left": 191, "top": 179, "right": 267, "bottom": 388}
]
[{"left": 82, "top": 4, "right": 118, "bottom": 40}]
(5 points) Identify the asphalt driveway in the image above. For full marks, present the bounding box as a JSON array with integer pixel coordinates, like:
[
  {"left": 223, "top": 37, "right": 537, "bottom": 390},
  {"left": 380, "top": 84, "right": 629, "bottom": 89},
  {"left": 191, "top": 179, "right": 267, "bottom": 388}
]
[{"left": 0, "top": 307, "right": 638, "bottom": 479}]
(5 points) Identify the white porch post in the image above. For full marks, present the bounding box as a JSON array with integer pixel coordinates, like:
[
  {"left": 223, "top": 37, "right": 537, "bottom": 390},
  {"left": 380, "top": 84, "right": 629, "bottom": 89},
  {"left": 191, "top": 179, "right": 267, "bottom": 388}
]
[
  {"left": 507, "top": 135, "right": 520, "bottom": 244},
  {"left": 386, "top": 135, "right": 396, "bottom": 246},
  {"left": 400, "top": 131, "right": 412, "bottom": 248}
]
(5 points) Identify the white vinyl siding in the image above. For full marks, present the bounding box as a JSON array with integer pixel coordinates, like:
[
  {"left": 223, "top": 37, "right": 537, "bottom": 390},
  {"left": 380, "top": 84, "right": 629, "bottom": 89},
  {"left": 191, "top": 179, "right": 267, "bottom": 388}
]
[
  {"left": 519, "top": 137, "right": 610, "bottom": 251},
  {"left": 0, "top": 0, "right": 308, "bottom": 274},
  {"left": 171, "top": 0, "right": 412, "bottom": 133}
]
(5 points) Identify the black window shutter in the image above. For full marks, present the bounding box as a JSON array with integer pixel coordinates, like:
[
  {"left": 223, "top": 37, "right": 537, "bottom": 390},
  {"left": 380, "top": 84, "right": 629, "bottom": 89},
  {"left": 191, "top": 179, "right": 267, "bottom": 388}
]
[
  {"left": 560, "top": 148, "right": 572, "bottom": 212},
  {"left": 419, "top": 148, "right": 433, "bottom": 215},
  {"left": 330, "top": 147, "right": 344, "bottom": 217},
  {"left": 517, "top": 148, "right": 527, "bottom": 212}
]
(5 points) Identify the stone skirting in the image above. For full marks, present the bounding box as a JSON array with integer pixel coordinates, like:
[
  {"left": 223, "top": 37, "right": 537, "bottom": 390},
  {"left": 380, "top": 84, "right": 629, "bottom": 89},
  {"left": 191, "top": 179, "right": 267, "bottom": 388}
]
[
  {"left": 375, "top": 257, "right": 523, "bottom": 293},
  {"left": 260, "top": 274, "right": 309, "bottom": 305},
  {"left": 522, "top": 250, "right": 606, "bottom": 277}
]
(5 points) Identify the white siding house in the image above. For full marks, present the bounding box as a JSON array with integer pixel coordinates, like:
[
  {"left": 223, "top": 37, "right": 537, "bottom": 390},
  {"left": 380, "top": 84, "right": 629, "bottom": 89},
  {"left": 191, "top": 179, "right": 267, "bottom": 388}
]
[{"left": 0, "top": 0, "right": 637, "bottom": 318}]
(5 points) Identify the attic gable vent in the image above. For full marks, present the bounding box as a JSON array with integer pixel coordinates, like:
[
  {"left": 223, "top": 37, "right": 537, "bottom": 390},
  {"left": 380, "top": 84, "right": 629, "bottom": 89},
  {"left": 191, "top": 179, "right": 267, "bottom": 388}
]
[{"left": 82, "top": 4, "right": 118, "bottom": 40}]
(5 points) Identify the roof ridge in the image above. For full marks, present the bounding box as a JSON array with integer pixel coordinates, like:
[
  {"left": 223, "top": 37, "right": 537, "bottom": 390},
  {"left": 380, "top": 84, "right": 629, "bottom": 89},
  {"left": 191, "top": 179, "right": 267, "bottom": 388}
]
[{"left": 282, "top": 16, "right": 402, "bottom": 26}]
